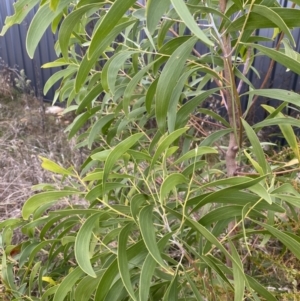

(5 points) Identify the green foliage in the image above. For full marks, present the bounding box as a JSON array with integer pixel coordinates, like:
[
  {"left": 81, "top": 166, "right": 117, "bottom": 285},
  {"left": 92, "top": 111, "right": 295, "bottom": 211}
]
[{"left": 2, "top": 0, "right": 300, "bottom": 300}]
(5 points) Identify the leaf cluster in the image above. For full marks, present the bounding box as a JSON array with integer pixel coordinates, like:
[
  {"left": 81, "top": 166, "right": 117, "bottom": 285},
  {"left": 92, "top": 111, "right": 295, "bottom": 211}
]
[{"left": 1, "top": 0, "right": 300, "bottom": 300}]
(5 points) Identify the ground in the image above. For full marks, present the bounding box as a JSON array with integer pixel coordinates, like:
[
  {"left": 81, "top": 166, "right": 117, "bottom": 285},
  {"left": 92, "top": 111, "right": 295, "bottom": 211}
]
[{"left": 0, "top": 92, "right": 83, "bottom": 222}]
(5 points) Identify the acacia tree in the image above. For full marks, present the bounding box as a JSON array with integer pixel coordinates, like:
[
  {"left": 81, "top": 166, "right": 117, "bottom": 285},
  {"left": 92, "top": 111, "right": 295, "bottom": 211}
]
[{"left": 2, "top": 0, "right": 300, "bottom": 300}]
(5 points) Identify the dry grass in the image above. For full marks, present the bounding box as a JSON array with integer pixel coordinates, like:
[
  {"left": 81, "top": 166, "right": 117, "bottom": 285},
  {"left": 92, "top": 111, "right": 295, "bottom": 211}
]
[{"left": 0, "top": 91, "right": 85, "bottom": 222}]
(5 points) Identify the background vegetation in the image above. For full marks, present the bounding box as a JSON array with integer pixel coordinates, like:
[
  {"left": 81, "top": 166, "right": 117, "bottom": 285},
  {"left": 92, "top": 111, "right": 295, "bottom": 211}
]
[{"left": 1, "top": 0, "right": 300, "bottom": 300}]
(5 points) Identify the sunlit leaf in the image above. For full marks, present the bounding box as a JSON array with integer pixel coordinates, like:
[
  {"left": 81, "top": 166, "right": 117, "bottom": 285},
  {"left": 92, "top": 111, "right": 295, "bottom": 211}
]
[{"left": 156, "top": 37, "right": 197, "bottom": 130}]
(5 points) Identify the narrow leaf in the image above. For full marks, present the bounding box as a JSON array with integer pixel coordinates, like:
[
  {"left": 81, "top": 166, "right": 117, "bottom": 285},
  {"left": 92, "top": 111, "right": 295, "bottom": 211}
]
[
  {"left": 75, "top": 213, "right": 103, "bottom": 277},
  {"left": 156, "top": 37, "right": 197, "bottom": 130},
  {"left": 88, "top": 0, "right": 137, "bottom": 58},
  {"left": 229, "top": 241, "right": 245, "bottom": 301},
  {"left": 39, "top": 156, "right": 73, "bottom": 176},
  {"left": 139, "top": 233, "right": 172, "bottom": 301},
  {"left": 146, "top": 0, "right": 170, "bottom": 34},
  {"left": 75, "top": 19, "right": 136, "bottom": 92},
  {"left": 22, "top": 191, "right": 80, "bottom": 220},
  {"left": 170, "top": 0, "right": 213, "bottom": 46},
  {"left": 160, "top": 173, "right": 188, "bottom": 201},
  {"left": 241, "top": 119, "right": 269, "bottom": 174},
  {"left": 26, "top": 0, "right": 72, "bottom": 58},
  {"left": 59, "top": 4, "right": 103, "bottom": 58},
  {"left": 53, "top": 267, "right": 84, "bottom": 301},
  {"left": 139, "top": 205, "right": 169, "bottom": 271},
  {"left": 150, "top": 128, "right": 188, "bottom": 169},
  {"left": 263, "top": 105, "right": 300, "bottom": 162},
  {"left": 251, "top": 5, "right": 294, "bottom": 46},
  {"left": 247, "top": 43, "right": 300, "bottom": 75},
  {"left": 254, "top": 221, "right": 300, "bottom": 261},
  {"left": 0, "top": 0, "right": 40, "bottom": 36},
  {"left": 103, "top": 133, "right": 144, "bottom": 186},
  {"left": 118, "top": 223, "right": 137, "bottom": 301}
]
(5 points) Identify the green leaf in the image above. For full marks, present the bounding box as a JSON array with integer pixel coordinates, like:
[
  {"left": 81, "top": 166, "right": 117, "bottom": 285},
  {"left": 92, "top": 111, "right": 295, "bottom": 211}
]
[
  {"left": 22, "top": 191, "right": 81, "bottom": 220},
  {"left": 118, "top": 223, "right": 137, "bottom": 301},
  {"left": 91, "top": 149, "right": 111, "bottom": 161},
  {"left": 83, "top": 171, "right": 134, "bottom": 182},
  {"left": 173, "top": 146, "right": 217, "bottom": 165},
  {"left": 75, "top": 213, "right": 102, "bottom": 278},
  {"left": 42, "top": 285, "right": 59, "bottom": 299},
  {"left": 251, "top": 5, "right": 294, "bottom": 46},
  {"left": 67, "top": 106, "right": 101, "bottom": 139},
  {"left": 273, "top": 195, "right": 300, "bottom": 209},
  {"left": 53, "top": 267, "right": 84, "bottom": 301},
  {"left": 85, "top": 183, "right": 127, "bottom": 202},
  {"left": 44, "top": 67, "right": 77, "bottom": 95},
  {"left": 103, "top": 133, "right": 144, "bottom": 186},
  {"left": 228, "top": 9, "right": 300, "bottom": 33},
  {"left": 88, "top": 0, "right": 137, "bottom": 58},
  {"left": 248, "top": 184, "right": 272, "bottom": 205},
  {"left": 246, "top": 276, "right": 277, "bottom": 301},
  {"left": 145, "top": 78, "right": 158, "bottom": 113},
  {"left": 163, "top": 273, "right": 178, "bottom": 301},
  {"left": 246, "top": 43, "right": 300, "bottom": 75},
  {"left": 101, "top": 51, "right": 139, "bottom": 94},
  {"left": 150, "top": 128, "right": 188, "bottom": 169},
  {"left": 198, "top": 205, "right": 264, "bottom": 226},
  {"left": 189, "top": 177, "right": 270, "bottom": 213},
  {"left": 75, "top": 18, "right": 136, "bottom": 92},
  {"left": 154, "top": 36, "right": 192, "bottom": 74},
  {"left": 168, "top": 69, "right": 196, "bottom": 132},
  {"left": 39, "top": 156, "right": 73, "bottom": 176},
  {"left": 254, "top": 221, "right": 300, "bottom": 261},
  {"left": 0, "top": 0, "right": 40, "bottom": 36},
  {"left": 139, "top": 233, "right": 172, "bottom": 301},
  {"left": 27, "top": 240, "right": 58, "bottom": 267},
  {"left": 75, "top": 271, "right": 103, "bottom": 301},
  {"left": 184, "top": 272, "right": 205, "bottom": 301},
  {"left": 253, "top": 117, "right": 300, "bottom": 128},
  {"left": 198, "top": 108, "right": 231, "bottom": 128},
  {"left": 59, "top": 4, "right": 103, "bottom": 59},
  {"left": 76, "top": 83, "right": 103, "bottom": 114},
  {"left": 262, "top": 105, "right": 300, "bottom": 162},
  {"left": 146, "top": 0, "right": 170, "bottom": 34},
  {"left": 160, "top": 173, "right": 188, "bottom": 202},
  {"left": 139, "top": 205, "right": 170, "bottom": 271},
  {"left": 88, "top": 114, "right": 115, "bottom": 149},
  {"left": 229, "top": 241, "right": 245, "bottom": 301},
  {"left": 175, "top": 87, "right": 221, "bottom": 129},
  {"left": 94, "top": 240, "right": 147, "bottom": 301},
  {"left": 156, "top": 37, "right": 197, "bottom": 130},
  {"left": 26, "top": 0, "right": 72, "bottom": 58},
  {"left": 50, "top": 0, "right": 60, "bottom": 11},
  {"left": 168, "top": 210, "right": 246, "bottom": 280},
  {"left": 170, "top": 0, "right": 213, "bottom": 47},
  {"left": 130, "top": 194, "right": 149, "bottom": 223},
  {"left": 42, "top": 58, "right": 70, "bottom": 68},
  {"left": 241, "top": 119, "right": 269, "bottom": 174},
  {"left": 199, "top": 129, "right": 232, "bottom": 147},
  {"left": 123, "top": 61, "right": 157, "bottom": 115},
  {"left": 244, "top": 89, "right": 300, "bottom": 108},
  {"left": 29, "top": 261, "right": 41, "bottom": 296}
]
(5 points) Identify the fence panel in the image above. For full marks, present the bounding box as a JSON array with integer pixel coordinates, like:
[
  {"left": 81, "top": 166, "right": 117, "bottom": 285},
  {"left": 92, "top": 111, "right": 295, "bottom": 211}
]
[{"left": 0, "top": 0, "right": 59, "bottom": 100}]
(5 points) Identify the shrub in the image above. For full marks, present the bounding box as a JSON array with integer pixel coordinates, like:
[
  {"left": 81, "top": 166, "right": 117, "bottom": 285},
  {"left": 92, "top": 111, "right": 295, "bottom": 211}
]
[{"left": 1, "top": 0, "right": 300, "bottom": 300}]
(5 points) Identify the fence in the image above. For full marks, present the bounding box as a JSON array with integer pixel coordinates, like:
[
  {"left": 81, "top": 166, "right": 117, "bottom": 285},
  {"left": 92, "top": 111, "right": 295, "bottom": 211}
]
[
  {"left": 0, "top": 0, "right": 59, "bottom": 100},
  {"left": 0, "top": 0, "right": 300, "bottom": 112}
]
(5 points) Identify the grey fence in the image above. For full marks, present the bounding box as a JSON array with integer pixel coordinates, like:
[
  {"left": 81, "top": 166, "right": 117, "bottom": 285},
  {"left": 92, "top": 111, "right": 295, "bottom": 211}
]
[{"left": 0, "top": 0, "right": 300, "bottom": 113}]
